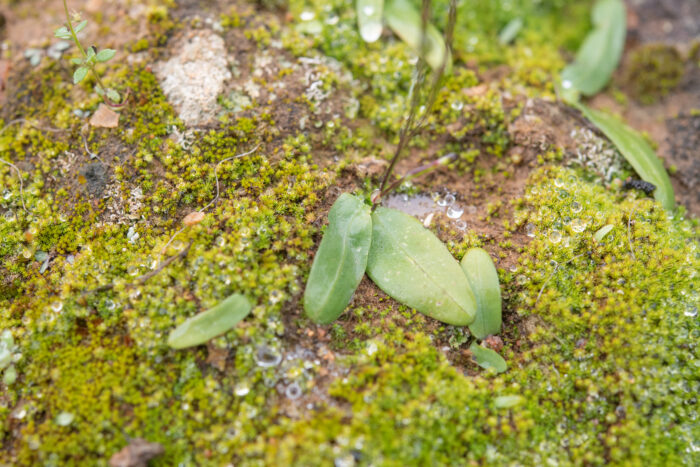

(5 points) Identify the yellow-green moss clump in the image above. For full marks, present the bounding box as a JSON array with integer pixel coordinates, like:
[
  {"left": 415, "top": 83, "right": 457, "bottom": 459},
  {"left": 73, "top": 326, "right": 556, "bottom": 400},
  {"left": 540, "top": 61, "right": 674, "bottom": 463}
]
[
  {"left": 624, "top": 44, "right": 685, "bottom": 105},
  {"left": 1, "top": 1, "right": 698, "bottom": 465}
]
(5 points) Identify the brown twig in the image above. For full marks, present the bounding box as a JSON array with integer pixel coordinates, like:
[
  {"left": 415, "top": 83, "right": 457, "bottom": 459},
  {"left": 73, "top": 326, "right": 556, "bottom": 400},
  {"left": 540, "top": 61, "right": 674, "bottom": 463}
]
[{"left": 82, "top": 241, "right": 193, "bottom": 297}]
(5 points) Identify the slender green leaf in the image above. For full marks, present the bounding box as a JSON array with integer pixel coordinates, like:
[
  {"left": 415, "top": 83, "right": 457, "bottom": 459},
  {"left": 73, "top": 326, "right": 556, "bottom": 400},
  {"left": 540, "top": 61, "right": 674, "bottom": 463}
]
[
  {"left": 593, "top": 224, "right": 614, "bottom": 242},
  {"left": 494, "top": 395, "right": 524, "bottom": 408},
  {"left": 498, "top": 18, "right": 523, "bottom": 45},
  {"left": 384, "top": 0, "right": 449, "bottom": 71},
  {"left": 356, "top": 0, "right": 384, "bottom": 43},
  {"left": 95, "top": 49, "right": 116, "bottom": 62},
  {"left": 74, "top": 20, "right": 88, "bottom": 33},
  {"left": 367, "top": 207, "right": 476, "bottom": 326},
  {"left": 167, "top": 294, "right": 252, "bottom": 349},
  {"left": 304, "top": 194, "right": 372, "bottom": 324},
  {"left": 469, "top": 342, "right": 507, "bottom": 373},
  {"left": 561, "top": 0, "right": 626, "bottom": 96},
  {"left": 73, "top": 66, "right": 89, "bottom": 84},
  {"left": 460, "top": 248, "right": 502, "bottom": 339},
  {"left": 576, "top": 103, "right": 675, "bottom": 210}
]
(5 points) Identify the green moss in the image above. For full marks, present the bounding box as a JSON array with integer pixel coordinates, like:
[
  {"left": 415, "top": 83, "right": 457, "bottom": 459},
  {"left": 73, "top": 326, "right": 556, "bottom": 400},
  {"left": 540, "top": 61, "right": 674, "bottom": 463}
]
[{"left": 624, "top": 44, "right": 685, "bottom": 105}]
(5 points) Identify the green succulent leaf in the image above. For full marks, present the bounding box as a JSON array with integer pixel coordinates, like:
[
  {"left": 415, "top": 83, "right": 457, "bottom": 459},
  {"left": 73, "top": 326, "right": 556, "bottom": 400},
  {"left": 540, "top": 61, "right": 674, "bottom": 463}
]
[
  {"left": 460, "top": 248, "right": 502, "bottom": 339},
  {"left": 384, "top": 0, "right": 450, "bottom": 71},
  {"left": 54, "top": 26, "right": 72, "bottom": 39},
  {"left": 73, "top": 66, "right": 89, "bottom": 84},
  {"left": 73, "top": 19, "right": 88, "bottom": 33},
  {"left": 576, "top": 103, "right": 675, "bottom": 210},
  {"left": 96, "top": 49, "right": 116, "bottom": 62},
  {"left": 560, "top": 0, "right": 626, "bottom": 96},
  {"left": 469, "top": 342, "right": 507, "bottom": 373},
  {"left": 356, "top": 0, "right": 384, "bottom": 43},
  {"left": 494, "top": 395, "right": 524, "bottom": 408},
  {"left": 498, "top": 17, "right": 523, "bottom": 45},
  {"left": 593, "top": 224, "right": 615, "bottom": 242},
  {"left": 167, "top": 294, "right": 252, "bottom": 349},
  {"left": 304, "top": 193, "right": 372, "bottom": 324},
  {"left": 367, "top": 207, "right": 476, "bottom": 326}
]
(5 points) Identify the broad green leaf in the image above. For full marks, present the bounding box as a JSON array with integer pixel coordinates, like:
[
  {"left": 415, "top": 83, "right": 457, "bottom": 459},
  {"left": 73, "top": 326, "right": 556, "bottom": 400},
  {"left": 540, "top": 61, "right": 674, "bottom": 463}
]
[
  {"left": 469, "top": 342, "right": 507, "bottom": 373},
  {"left": 561, "top": 0, "right": 626, "bottom": 96},
  {"left": 304, "top": 194, "right": 372, "bottom": 324},
  {"left": 96, "top": 49, "right": 116, "bottom": 62},
  {"left": 356, "top": 0, "right": 383, "bottom": 43},
  {"left": 70, "top": 57, "right": 83, "bottom": 65},
  {"left": 54, "top": 26, "right": 72, "bottom": 39},
  {"left": 460, "top": 248, "right": 502, "bottom": 339},
  {"left": 384, "top": 0, "right": 450, "bottom": 71},
  {"left": 168, "top": 294, "right": 252, "bottom": 349},
  {"left": 498, "top": 18, "right": 523, "bottom": 45},
  {"left": 576, "top": 103, "right": 675, "bottom": 210},
  {"left": 74, "top": 20, "right": 88, "bottom": 33},
  {"left": 593, "top": 224, "right": 614, "bottom": 242},
  {"left": 367, "top": 207, "right": 476, "bottom": 326},
  {"left": 494, "top": 395, "right": 524, "bottom": 408},
  {"left": 73, "top": 66, "right": 89, "bottom": 84},
  {"left": 86, "top": 47, "right": 96, "bottom": 61}
]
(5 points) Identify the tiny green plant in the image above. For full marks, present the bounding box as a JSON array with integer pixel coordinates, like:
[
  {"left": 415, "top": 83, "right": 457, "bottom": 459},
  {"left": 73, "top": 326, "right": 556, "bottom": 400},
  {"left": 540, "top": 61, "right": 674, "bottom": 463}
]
[
  {"left": 54, "top": 0, "right": 123, "bottom": 106},
  {"left": 304, "top": 0, "right": 505, "bottom": 364}
]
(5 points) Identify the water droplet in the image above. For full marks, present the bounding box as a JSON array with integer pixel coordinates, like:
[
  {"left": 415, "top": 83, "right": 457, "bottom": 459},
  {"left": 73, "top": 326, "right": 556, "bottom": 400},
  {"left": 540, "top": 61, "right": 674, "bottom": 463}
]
[
  {"left": 516, "top": 275, "right": 528, "bottom": 285},
  {"left": 525, "top": 223, "right": 536, "bottom": 238},
  {"left": 300, "top": 10, "right": 315, "bottom": 21},
  {"left": 55, "top": 412, "right": 74, "bottom": 426},
  {"left": 12, "top": 407, "right": 27, "bottom": 419},
  {"left": 129, "top": 289, "right": 141, "bottom": 301},
  {"left": 269, "top": 290, "right": 283, "bottom": 305},
  {"left": 127, "top": 265, "right": 139, "bottom": 276},
  {"left": 685, "top": 306, "right": 698, "bottom": 318},
  {"left": 446, "top": 205, "right": 464, "bottom": 219},
  {"left": 437, "top": 193, "right": 455, "bottom": 207},
  {"left": 255, "top": 345, "right": 282, "bottom": 368},
  {"left": 359, "top": 22, "right": 382, "bottom": 42},
  {"left": 285, "top": 382, "right": 302, "bottom": 400},
  {"left": 571, "top": 218, "right": 587, "bottom": 233},
  {"left": 554, "top": 178, "right": 565, "bottom": 188},
  {"left": 366, "top": 341, "right": 378, "bottom": 356},
  {"left": 571, "top": 201, "right": 582, "bottom": 213},
  {"left": 562, "top": 80, "right": 573, "bottom": 89},
  {"left": 4, "top": 210, "right": 16, "bottom": 222},
  {"left": 104, "top": 299, "right": 116, "bottom": 311},
  {"left": 453, "top": 219, "right": 467, "bottom": 231},
  {"left": 325, "top": 14, "right": 339, "bottom": 25},
  {"left": 548, "top": 229, "right": 562, "bottom": 244},
  {"left": 215, "top": 236, "right": 226, "bottom": 247},
  {"left": 234, "top": 382, "right": 250, "bottom": 396},
  {"left": 50, "top": 301, "right": 63, "bottom": 313},
  {"left": 451, "top": 101, "right": 464, "bottom": 111}
]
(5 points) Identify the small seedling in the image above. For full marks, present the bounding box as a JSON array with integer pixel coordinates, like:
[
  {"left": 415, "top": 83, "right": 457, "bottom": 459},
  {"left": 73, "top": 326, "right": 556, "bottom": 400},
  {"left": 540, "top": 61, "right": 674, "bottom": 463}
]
[
  {"left": 304, "top": 0, "right": 505, "bottom": 367},
  {"left": 54, "top": 0, "right": 123, "bottom": 106}
]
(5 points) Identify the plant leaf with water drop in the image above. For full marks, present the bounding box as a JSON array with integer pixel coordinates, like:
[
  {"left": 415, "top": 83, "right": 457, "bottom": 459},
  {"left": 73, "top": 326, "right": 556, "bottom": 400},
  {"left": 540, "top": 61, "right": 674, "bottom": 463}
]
[
  {"left": 560, "top": 0, "right": 626, "bottom": 96},
  {"left": 356, "top": 0, "right": 384, "bottom": 43},
  {"left": 469, "top": 342, "right": 507, "bottom": 373},
  {"left": 304, "top": 193, "right": 372, "bottom": 324},
  {"left": 460, "top": 248, "right": 502, "bottom": 339},
  {"left": 576, "top": 103, "right": 675, "bottom": 210},
  {"left": 384, "top": 0, "right": 449, "bottom": 71},
  {"left": 593, "top": 224, "right": 614, "bottom": 242},
  {"left": 367, "top": 207, "right": 476, "bottom": 326},
  {"left": 168, "top": 294, "right": 252, "bottom": 349}
]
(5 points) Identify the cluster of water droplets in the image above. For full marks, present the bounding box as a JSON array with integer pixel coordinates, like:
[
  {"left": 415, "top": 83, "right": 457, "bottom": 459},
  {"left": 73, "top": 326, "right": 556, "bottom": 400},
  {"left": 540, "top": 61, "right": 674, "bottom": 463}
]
[
  {"left": 383, "top": 189, "right": 477, "bottom": 233},
  {"left": 568, "top": 128, "right": 625, "bottom": 183}
]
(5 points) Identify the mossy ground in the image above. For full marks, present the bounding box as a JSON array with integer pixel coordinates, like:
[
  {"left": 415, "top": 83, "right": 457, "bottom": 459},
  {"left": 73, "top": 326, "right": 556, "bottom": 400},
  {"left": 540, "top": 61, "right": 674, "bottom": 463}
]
[{"left": 0, "top": 0, "right": 698, "bottom": 465}]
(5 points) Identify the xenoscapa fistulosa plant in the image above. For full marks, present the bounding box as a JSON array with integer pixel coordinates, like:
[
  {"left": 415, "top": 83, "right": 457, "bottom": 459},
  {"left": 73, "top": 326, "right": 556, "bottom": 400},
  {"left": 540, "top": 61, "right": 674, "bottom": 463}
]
[
  {"left": 305, "top": 0, "right": 506, "bottom": 372},
  {"left": 54, "top": 0, "right": 125, "bottom": 107}
]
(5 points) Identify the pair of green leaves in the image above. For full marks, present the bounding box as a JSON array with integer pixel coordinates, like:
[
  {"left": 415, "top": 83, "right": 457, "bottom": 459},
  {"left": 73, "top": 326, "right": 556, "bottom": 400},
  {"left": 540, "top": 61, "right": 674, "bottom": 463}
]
[
  {"left": 356, "top": 0, "right": 449, "bottom": 71},
  {"left": 304, "top": 194, "right": 502, "bottom": 339},
  {"left": 71, "top": 47, "right": 116, "bottom": 84},
  {"left": 561, "top": 0, "right": 675, "bottom": 211}
]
